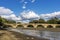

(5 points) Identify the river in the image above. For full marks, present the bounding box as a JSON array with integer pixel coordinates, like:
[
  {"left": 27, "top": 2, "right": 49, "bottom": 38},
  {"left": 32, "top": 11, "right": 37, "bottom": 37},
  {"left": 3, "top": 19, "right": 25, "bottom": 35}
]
[{"left": 8, "top": 28, "right": 60, "bottom": 40}]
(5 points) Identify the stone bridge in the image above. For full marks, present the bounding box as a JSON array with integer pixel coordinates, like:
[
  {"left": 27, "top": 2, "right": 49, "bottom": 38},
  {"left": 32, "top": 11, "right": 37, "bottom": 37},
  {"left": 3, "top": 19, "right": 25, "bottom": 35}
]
[{"left": 4, "top": 23, "right": 60, "bottom": 28}]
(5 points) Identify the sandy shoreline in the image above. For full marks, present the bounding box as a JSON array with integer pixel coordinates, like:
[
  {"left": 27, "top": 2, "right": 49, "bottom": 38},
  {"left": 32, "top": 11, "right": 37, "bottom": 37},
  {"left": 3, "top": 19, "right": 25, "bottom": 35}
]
[
  {"left": 0, "top": 30, "right": 49, "bottom": 40},
  {"left": 18, "top": 28, "right": 60, "bottom": 32}
]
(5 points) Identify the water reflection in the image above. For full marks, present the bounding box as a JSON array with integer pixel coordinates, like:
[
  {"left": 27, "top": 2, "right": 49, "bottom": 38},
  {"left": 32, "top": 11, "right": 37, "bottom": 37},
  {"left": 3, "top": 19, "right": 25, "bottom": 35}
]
[{"left": 8, "top": 28, "right": 60, "bottom": 40}]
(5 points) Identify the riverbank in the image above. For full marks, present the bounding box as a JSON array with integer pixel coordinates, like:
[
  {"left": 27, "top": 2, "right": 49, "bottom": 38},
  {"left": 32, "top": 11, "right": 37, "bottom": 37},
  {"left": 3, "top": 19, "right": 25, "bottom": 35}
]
[
  {"left": 18, "top": 28, "right": 60, "bottom": 32},
  {"left": 0, "top": 30, "right": 49, "bottom": 40}
]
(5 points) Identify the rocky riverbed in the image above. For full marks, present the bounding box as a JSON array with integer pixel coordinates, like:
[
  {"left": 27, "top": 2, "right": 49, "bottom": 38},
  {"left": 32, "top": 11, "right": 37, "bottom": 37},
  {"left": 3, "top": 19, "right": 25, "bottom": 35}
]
[{"left": 0, "top": 30, "right": 48, "bottom": 40}]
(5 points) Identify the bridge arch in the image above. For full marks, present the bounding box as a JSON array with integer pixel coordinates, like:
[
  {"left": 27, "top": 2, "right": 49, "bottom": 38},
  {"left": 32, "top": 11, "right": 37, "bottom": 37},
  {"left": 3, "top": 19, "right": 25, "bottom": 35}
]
[
  {"left": 37, "top": 25, "right": 44, "bottom": 28},
  {"left": 3, "top": 25, "right": 13, "bottom": 28},
  {"left": 47, "top": 25, "right": 53, "bottom": 28},
  {"left": 16, "top": 25, "right": 24, "bottom": 28},
  {"left": 56, "top": 25, "right": 60, "bottom": 28},
  {"left": 27, "top": 25, "right": 34, "bottom": 28}
]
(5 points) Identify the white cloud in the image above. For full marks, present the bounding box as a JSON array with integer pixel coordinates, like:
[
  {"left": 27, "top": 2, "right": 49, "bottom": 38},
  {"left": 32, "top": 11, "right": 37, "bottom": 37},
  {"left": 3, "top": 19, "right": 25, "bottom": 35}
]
[
  {"left": 40, "top": 11, "right": 60, "bottom": 19},
  {"left": 0, "top": 7, "right": 13, "bottom": 15},
  {"left": 0, "top": 7, "right": 22, "bottom": 22},
  {"left": 0, "top": 7, "right": 60, "bottom": 23},
  {"left": 1, "top": 15, "right": 10, "bottom": 19},
  {"left": 22, "top": 5, "right": 26, "bottom": 9},
  {"left": 1, "top": 14, "right": 22, "bottom": 21},
  {"left": 22, "top": 2, "right": 27, "bottom": 9},
  {"left": 9, "top": 14, "right": 21, "bottom": 21},
  {"left": 31, "top": 0, "right": 35, "bottom": 3},
  {"left": 24, "top": 2, "right": 28, "bottom": 4},
  {"left": 0, "top": 7, "right": 14, "bottom": 19},
  {"left": 22, "top": 20, "right": 30, "bottom": 23},
  {"left": 20, "top": 10, "right": 39, "bottom": 20},
  {"left": 20, "top": 0, "right": 25, "bottom": 3}
]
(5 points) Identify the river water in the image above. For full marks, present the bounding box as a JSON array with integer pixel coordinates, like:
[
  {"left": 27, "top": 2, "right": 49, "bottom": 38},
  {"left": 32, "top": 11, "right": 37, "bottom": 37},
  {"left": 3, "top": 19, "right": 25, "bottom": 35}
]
[{"left": 8, "top": 28, "right": 60, "bottom": 40}]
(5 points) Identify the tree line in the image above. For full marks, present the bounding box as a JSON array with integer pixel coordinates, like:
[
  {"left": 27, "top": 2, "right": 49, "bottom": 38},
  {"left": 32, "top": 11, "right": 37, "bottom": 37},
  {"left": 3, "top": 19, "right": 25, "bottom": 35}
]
[
  {"left": 0, "top": 16, "right": 60, "bottom": 24},
  {"left": 0, "top": 16, "right": 16, "bottom": 29},
  {"left": 29, "top": 17, "right": 60, "bottom": 24}
]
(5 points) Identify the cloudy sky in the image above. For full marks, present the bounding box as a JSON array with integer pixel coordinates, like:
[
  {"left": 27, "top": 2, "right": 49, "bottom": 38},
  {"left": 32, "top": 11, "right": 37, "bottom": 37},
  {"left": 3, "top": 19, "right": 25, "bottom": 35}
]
[{"left": 0, "top": 0, "right": 60, "bottom": 23}]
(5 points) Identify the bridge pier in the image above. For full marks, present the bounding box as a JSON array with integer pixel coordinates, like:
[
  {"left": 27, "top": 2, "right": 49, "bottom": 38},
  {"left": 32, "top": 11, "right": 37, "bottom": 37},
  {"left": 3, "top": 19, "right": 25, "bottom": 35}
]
[
  {"left": 44, "top": 26, "right": 47, "bottom": 28},
  {"left": 53, "top": 25, "right": 56, "bottom": 28},
  {"left": 13, "top": 26, "right": 17, "bottom": 28},
  {"left": 24, "top": 25, "right": 27, "bottom": 28},
  {"left": 34, "top": 25, "right": 37, "bottom": 28}
]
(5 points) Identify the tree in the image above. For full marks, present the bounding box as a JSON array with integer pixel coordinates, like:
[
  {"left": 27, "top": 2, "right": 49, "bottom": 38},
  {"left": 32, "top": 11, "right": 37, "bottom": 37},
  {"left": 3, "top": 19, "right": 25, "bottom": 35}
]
[
  {"left": 57, "top": 20, "right": 60, "bottom": 24},
  {"left": 29, "top": 17, "right": 60, "bottom": 24},
  {"left": 0, "top": 17, "right": 4, "bottom": 29},
  {"left": 29, "top": 20, "right": 39, "bottom": 23},
  {"left": 0, "top": 17, "right": 3, "bottom": 26},
  {"left": 47, "top": 17, "right": 59, "bottom": 24},
  {"left": 0, "top": 16, "right": 2, "bottom": 22},
  {"left": 38, "top": 18, "right": 46, "bottom": 23},
  {"left": 29, "top": 18, "right": 46, "bottom": 24}
]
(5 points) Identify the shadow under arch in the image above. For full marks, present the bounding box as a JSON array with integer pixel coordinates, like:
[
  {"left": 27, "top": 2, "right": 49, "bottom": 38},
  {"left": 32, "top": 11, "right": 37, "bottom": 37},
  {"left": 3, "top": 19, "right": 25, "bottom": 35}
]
[
  {"left": 27, "top": 25, "right": 34, "bottom": 28},
  {"left": 37, "top": 25, "right": 44, "bottom": 28},
  {"left": 56, "top": 25, "right": 60, "bottom": 28},
  {"left": 3, "top": 25, "right": 13, "bottom": 28},
  {"left": 47, "top": 25, "right": 53, "bottom": 28},
  {"left": 16, "top": 25, "right": 24, "bottom": 28}
]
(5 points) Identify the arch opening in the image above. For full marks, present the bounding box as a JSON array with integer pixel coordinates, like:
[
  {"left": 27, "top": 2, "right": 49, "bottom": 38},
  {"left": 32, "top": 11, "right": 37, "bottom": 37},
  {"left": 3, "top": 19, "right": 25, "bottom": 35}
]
[
  {"left": 37, "top": 25, "right": 44, "bottom": 28},
  {"left": 56, "top": 25, "right": 60, "bottom": 28},
  {"left": 47, "top": 25, "right": 53, "bottom": 28},
  {"left": 17, "top": 25, "right": 24, "bottom": 28},
  {"left": 27, "top": 25, "right": 34, "bottom": 28},
  {"left": 3, "top": 25, "right": 12, "bottom": 28}
]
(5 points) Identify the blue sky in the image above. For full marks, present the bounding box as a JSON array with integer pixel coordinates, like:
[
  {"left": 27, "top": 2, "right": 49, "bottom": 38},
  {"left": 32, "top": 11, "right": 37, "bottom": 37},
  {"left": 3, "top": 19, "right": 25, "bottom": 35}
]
[
  {"left": 0, "top": 0, "right": 60, "bottom": 16},
  {"left": 0, "top": 0, "right": 60, "bottom": 22}
]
